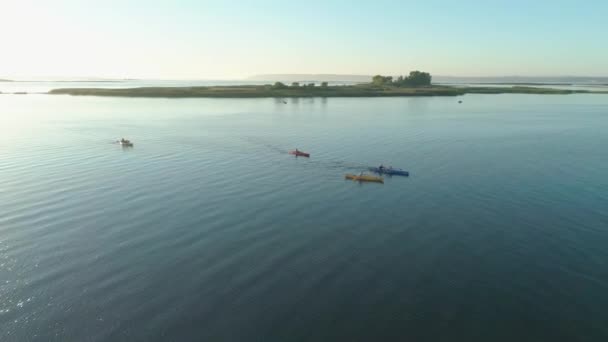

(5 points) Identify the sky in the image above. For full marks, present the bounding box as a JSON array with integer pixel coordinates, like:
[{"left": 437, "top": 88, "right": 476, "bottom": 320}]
[{"left": 1, "top": 0, "right": 607, "bottom": 79}]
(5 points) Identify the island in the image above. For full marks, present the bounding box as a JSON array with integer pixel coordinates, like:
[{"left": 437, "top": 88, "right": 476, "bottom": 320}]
[{"left": 47, "top": 71, "right": 604, "bottom": 98}]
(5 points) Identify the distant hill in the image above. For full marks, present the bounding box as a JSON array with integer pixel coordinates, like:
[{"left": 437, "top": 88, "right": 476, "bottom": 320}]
[
  {"left": 249, "top": 74, "right": 608, "bottom": 85},
  {"left": 433, "top": 76, "right": 608, "bottom": 85},
  {"left": 0, "top": 78, "right": 13, "bottom": 82},
  {"left": 248, "top": 74, "right": 372, "bottom": 83}
]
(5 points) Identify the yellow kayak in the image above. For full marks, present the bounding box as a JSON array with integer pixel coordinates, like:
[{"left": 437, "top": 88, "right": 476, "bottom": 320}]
[{"left": 345, "top": 174, "right": 384, "bottom": 183}]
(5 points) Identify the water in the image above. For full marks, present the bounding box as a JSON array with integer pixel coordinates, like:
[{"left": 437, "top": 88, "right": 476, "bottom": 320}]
[{"left": 1, "top": 93, "right": 608, "bottom": 341}]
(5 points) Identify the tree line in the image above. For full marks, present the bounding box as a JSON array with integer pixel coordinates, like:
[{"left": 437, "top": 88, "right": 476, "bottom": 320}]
[
  {"left": 272, "top": 82, "right": 329, "bottom": 89},
  {"left": 268, "top": 71, "right": 431, "bottom": 90},
  {"left": 372, "top": 71, "right": 432, "bottom": 87}
]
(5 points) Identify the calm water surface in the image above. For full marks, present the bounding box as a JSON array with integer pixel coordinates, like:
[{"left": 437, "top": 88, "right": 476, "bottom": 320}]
[{"left": 1, "top": 94, "right": 608, "bottom": 341}]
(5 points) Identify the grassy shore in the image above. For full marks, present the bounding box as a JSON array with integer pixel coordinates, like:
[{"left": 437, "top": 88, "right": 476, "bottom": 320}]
[{"left": 47, "top": 84, "right": 599, "bottom": 98}]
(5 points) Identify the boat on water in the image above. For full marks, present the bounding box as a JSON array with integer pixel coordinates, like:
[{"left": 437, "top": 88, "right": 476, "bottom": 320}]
[
  {"left": 289, "top": 149, "right": 310, "bottom": 157},
  {"left": 369, "top": 166, "right": 409, "bottom": 176},
  {"left": 118, "top": 138, "right": 134, "bottom": 147},
  {"left": 345, "top": 174, "right": 384, "bottom": 183}
]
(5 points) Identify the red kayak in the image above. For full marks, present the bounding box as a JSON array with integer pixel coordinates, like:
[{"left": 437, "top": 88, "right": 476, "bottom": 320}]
[{"left": 289, "top": 150, "right": 310, "bottom": 157}]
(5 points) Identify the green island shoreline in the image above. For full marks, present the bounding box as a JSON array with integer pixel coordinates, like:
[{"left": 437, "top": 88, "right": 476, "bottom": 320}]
[
  {"left": 43, "top": 71, "right": 608, "bottom": 98},
  {"left": 47, "top": 84, "right": 606, "bottom": 98}
]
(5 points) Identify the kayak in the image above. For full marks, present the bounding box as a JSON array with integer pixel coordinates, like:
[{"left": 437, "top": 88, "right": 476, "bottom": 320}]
[
  {"left": 345, "top": 174, "right": 384, "bottom": 183},
  {"left": 118, "top": 141, "right": 134, "bottom": 147},
  {"left": 289, "top": 150, "right": 310, "bottom": 157},
  {"left": 369, "top": 167, "right": 409, "bottom": 176},
  {"left": 370, "top": 167, "right": 408, "bottom": 176}
]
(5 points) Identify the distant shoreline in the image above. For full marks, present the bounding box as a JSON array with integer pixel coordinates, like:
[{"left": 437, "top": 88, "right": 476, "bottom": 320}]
[
  {"left": 45, "top": 84, "right": 605, "bottom": 98},
  {"left": 249, "top": 74, "right": 608, "bottom": 84}
]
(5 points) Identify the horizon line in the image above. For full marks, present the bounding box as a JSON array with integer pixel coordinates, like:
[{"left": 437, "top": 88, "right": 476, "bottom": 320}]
[{"left": 3, "top": 74, "right": 608, "bottom": 82}]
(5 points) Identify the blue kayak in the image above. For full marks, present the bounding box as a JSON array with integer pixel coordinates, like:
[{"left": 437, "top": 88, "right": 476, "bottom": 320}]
[{"left": 369, "top": 167, "right": 409, "bottom": 176}]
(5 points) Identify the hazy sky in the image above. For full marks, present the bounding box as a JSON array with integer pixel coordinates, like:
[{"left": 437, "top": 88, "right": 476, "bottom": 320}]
[{"left": 1, "top": 0, "right": 607, "bottom": 79}]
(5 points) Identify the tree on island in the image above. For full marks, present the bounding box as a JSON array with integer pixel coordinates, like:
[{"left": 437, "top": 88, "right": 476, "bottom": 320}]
[
  {"left": 272, "top": 82, "right": 288, "bottom": 89},
  {"left": 320, "top": 81, "right": 328, "bottom": 88},
  {"left": 372, "top": 75, "right": 393, "bottom": 86},
  {"left": 291, "top": 82, "right": 300, "bottom": 87},
  {"left": 372, "top": 71, "right": 432, "bottom": 87},
  {"left": 397, "top": 71, "right": 432, "bottom": 87}
]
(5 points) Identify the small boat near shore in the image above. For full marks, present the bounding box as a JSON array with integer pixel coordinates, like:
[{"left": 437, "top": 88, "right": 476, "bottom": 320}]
[{"left": 345, "top": 174, "right": 384, "bottom": 183}]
